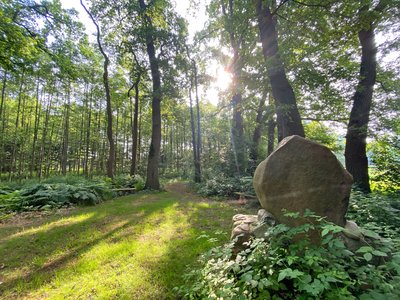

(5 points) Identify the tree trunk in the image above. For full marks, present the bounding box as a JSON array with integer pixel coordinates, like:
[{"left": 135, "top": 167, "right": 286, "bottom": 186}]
[
  {"left": 189, "top": 85, "right": 201, "bottom": 183},
  {"left": 81, "top": 0, "right": 115, "bottom": 179},
  {"left": 256, "top": 0, "right": 304, "bottom": 138},
  {"left": 84, "top": 84, "right": 93, "bottom": 177},
  {"left": 0, "top": 70, "right": 7, "bottom": 177},
  {"left": 221, "top": 0, "right": 246, "bottom": 176},
  {"left": 30, "top": 77, "right": 41, "bottom": 177},
  {"left": 61, "top": 85, "right": 70, "bottom": 176},
  {"left": 249, "top": 95, "right": 265, "bottom": 173},
  {"left": 193, "top": 62, "right": 202, "bottom": 181},
  {"left": 129, "top": 75, "right": 140, "bottom": 176},
  {"left": 139, "top": 0, "right": 162, "bottom": 190},
  {"left": 345, "top": 17, "right": 376, "bottom": 193}
]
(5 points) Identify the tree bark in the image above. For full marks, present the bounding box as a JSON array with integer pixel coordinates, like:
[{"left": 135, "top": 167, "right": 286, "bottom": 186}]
[
  {"left": 193, "top": 61, "right": 202, "bottom": 181},
  {"left": 61, "top": 84, "right": 70, "bottom": 176},
  {"left": 255, "top": 0, "right": 304, "bottom": 138},
  {"left": 345, "top": 12, "right": 377, "bottom": 193},
  {"left": 221, "top": 0, "right": 246, "bottom": 175},
  {"left": 249, "top": 95, "right": 265, "bottom": 173},
  {"left": 81, "top": 0, "right": 115, "bottom": 179},
  {"left": 139, "top": 0, "right": 162, "bottom": 190},
  {"left": 189, "top": 85, "right": 201, "bottom": 183},
  {"left": 0, "top": 70, "right": 7, "bottom": 176},
  {"left": 129, "top": 74, "right": 140, "bottom": 176}
]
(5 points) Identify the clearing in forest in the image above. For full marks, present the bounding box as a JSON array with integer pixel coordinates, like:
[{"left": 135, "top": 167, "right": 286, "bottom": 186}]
[{"left": 0, "top": 182, "right": 253, "bottom": 299}]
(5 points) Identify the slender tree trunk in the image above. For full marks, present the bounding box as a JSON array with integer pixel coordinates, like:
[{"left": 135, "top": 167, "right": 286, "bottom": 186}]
[
  {"left": 189, "top": 85, "right": 201, "bottom": 182},
  {"left": 249, "top": 95, "right": 266, "bottom": 173},
  {"left": 129, "top": 75, "right": 140, "bottom": 176},
  {"left": 81, "top": 0, "right": 115, "bottom": 179},
  {"left": 0, "top": 70, "right": 6, "bottom": 122},
  {"left": 139, "top": 0, "right": 162, "bottom": 189},
  {"left": 256, "top": 0, "right": 304, "bottom": 138},
  {"left": 30, "top": 77, "right": 41, "bottom": 177},
  {"left": 345, "top": 11, "right": 376, "bottom": 193},
  {"left": 221, "top": 0, "right": 246, "bottom": 176},
  {"left": 193, "top": 62, "right": 202, "bottom": 181},
  {"left": 267, "top": 119, "right": 276, "bottom": 155},
  {"left": 38, "top": 90, "right": 53, "bottom": 179},
  {"left": 61, "top": 84, "right": 71, "bottom": 176},
  {"left": 138, "top": 100, "right": 142, "bottom": 173},
  {"left": 84, "top": 84, "right": 93, "bottom": 177},
  {"left": 0, "top": 70, "right": 7, "bottom": 177}
]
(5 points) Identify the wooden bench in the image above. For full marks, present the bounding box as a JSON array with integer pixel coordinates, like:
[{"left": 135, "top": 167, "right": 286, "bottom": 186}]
[{"left": 234, "top": 192, "right": 257, "bottom": 201}]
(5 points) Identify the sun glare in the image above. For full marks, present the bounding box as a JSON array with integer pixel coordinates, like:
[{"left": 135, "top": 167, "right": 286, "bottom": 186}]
[{"left": 216, "top": 67, "right": 232, "bottom": 90}]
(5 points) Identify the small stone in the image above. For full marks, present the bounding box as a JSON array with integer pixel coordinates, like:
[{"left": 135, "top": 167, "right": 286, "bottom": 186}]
[
  {"left": 344, "top": 220, "right": 363, "bottom": 240},
  {"left": 257, "top": 209, "right": 275, "bottom": 226}
]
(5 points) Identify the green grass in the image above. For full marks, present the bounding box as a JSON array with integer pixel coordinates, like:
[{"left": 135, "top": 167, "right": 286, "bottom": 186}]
[{"left": 0, "top": 185, "right": 253, "bottom": 299}]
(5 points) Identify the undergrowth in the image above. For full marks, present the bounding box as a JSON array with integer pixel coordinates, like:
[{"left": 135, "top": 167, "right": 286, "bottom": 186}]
[
  {"left": 0, "top": 174, "right": 145, "bottom": 215},
  {"left": 197, "top": 176, "right": 255, "bottom": 198},
  {"left": 177, "top": 211, "right": 400, "bottom": 299}
]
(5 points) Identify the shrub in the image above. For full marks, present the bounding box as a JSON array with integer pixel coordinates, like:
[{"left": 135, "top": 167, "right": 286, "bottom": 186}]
[
  {"left": 0, "top": 180, "right": 112, "bottom": 214},
  {"left": 177, "top": 213, "right": 400, "bottom": 299},
  {"left": 198, "top": 176, "right": 255, "bottom": 198},
  {"left": 112, "top": 174, "right": 145, "bottom": 191},
  {"left": 347, "top": 190, "right": 400, "bottom": 238},
  {"left": 369, "top": 136, "right": 400, "bottom": 192}
]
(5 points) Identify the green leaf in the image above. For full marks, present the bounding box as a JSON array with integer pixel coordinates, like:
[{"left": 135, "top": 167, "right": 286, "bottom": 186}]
[
  {"left": 278, "top": 268, "right": 304, "bottom": 282},
  {"left": 321, "top": 228, "right": 330, "bottom": 237},
  {"left": 372, "top": 250, "right": 388, "bottom": 257},
  {"left": 364, "top": 252, "right": 373, "bottom": 261},
  {"left": 356, "top": 246, "right": 373, "bottom": 253}
]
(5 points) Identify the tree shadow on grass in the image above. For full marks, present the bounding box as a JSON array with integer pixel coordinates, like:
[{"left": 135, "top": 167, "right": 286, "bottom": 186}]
[
  {"left": 0, "top": 192, "right": 176, "bottom": 298},
  {"left": 140, "top": 194, "right": 255, "bottom": 299},
  {"left": 0, "top": 186, "right": 254, "bottom": 299}
]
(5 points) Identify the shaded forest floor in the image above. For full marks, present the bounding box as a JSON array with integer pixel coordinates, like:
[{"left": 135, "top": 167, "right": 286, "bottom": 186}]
[{"left": 0, "top": 182, "right": 254, "bottom": 299}]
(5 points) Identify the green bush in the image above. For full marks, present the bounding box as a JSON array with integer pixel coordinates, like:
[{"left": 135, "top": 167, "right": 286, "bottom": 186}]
[
  {"left": 347, "top": 191, "right": 400, "bottom": 238},
  {"left": 198, "top": 176, "right": 255, "bottom": 198},
  {"left": 177, "top": 212, "right": 400, "bottom": 299},
  {"left": 112, "top": 174, "right": 145, "bottom": 191},
  {"left": 369, "top": 135, "right": 400, "bottom": 192},
  {"left": 0, "top": 180, "right": 112, "bottom": 214}
]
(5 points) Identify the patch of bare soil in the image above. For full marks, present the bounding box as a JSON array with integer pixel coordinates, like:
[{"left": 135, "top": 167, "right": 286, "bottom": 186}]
[
  {"left": 165, "top": 182, "right": 191, "bottom": 195},
  {"left": 165, "top": 182, "right": 255, "bottom": 207}
]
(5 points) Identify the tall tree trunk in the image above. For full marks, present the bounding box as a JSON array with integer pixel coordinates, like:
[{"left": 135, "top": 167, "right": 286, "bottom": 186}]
[
  {"left": 0, "top": 70, "right": 7, "bottom": 177},
  {"left": 38, "top": 89, "right": 53, "bottom": 179},
  {"left": 189, "top": 85, "right": 201, "bottom": 183},
  {"left": 61, "top": 85, "right": 70, "bottom": 176},
  {"left": 256, "top": 0, "right": 304, "bottom": 138},
  {"left": 81, "top": 0, "right": 115, "bottom": 179},
  {"left": 345, "top": 7, "right": 377, "bottom": 193},
  {"left": 193, "top": 61, "right": 202, "bottom": 181},
  {"left": 84, "top": 83, "right": 93, "bottom": 177},
  {"left": 267, "top": 119, "right": 276, "bottom": 155},
  {"left": 30, "top": 77, "right": 41, "bottom": 177},
  {"left": 249, "top": 95, "right": 266, "bottom": 173},
  {"left": 139, "top": 0, "right": 162, "bottom": 190},
  {"left": 221, "top": 0, "right": 246, "bottom": 176},
  {"left": 129, "top": 74, "right": 140, "bottom": 176}
]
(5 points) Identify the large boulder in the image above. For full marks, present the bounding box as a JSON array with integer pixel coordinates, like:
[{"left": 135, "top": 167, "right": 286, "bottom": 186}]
[{"left": 253, "top": 135, "right": 353, "bottom": 228}]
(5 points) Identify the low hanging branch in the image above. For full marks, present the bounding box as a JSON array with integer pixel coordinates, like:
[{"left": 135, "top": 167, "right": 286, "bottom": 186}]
[{"left": 80, "top": 0, "right": 115, "bottom": 179}]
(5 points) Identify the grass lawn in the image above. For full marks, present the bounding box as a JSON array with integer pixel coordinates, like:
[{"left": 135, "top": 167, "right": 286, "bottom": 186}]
[{"left": 0, "top": 183, "right": 254, "bottom": 299}]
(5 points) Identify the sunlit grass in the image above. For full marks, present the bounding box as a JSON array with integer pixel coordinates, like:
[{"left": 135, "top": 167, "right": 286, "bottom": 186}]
[{"left": 0, "top": 188, "right": 252, "bottom": 299}]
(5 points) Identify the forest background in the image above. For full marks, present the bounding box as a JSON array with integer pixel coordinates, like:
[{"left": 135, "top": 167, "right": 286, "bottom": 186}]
[{"left": 0, "top": 0, "right": 399, "bottom": 196}]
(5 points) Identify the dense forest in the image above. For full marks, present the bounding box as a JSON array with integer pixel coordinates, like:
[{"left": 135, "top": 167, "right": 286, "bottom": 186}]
[
  {"left": 0, "top": 0, "right": 398, "bottom": 192},
  {"left": 1, "top": 0, "right": 400, "bottom": 299}
]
